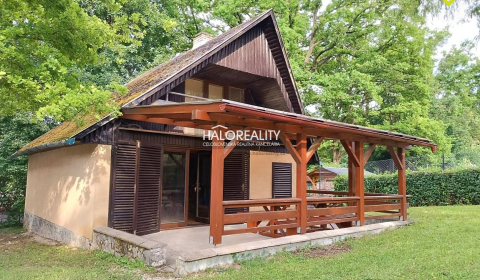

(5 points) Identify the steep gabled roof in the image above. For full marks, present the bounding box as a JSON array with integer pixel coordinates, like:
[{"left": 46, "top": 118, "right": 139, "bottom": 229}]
[{"left": 15, "top": 9, "right": 303, "bottom": 156}]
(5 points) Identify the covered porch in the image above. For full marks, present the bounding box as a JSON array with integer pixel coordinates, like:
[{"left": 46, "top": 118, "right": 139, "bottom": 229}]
[{"left": 121, "top": 100, "right": 436, "bottom": 245}]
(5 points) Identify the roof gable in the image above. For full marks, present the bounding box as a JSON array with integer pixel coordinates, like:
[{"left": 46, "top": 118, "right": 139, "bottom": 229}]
[{"left": 16, "top": 9, "right": 303, "bottom": 156}]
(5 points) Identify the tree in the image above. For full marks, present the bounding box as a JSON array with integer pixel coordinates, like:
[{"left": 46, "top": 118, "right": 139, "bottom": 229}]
[
  {"left": 0, "top": 114, "right": 52, "bottom": 224},
  {"left": 0, "top": 0, "right": 125, "bottom": 122},
  {"left": 431, "top": 42, "right": 480, "bottom": 155},
  {"left": 77, "top": 0, "right": 206, "bottom": 86},
  {"left": 300, "top": 0, "right": 449, "bottom": 162}
]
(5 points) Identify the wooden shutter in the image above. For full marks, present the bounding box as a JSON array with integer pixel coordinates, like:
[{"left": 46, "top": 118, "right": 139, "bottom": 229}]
[
  {"left": 223, "top": 152, "right": 249, "bottom": 214},
  {"left": 135, "top": 144, "right": 163, "bottom": 235},
  {"left": 272, "top": 162, "right": 292, "bottom": 198},
  {"left": 110, "top": 141, "right": 163, "bottom": 235},
  {"left": 111, "top": 142, "right": 137, "bottom": 233}
]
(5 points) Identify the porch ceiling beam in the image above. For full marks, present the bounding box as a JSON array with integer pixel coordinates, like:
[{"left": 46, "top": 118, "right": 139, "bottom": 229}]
[
  {"left": 192, "top": 109, "right": 212, "bottom": 121},
  {"left": 300, "top": 128, "right": 410, "bottom": 148},
  {"left": 173, "top": 121, "right": 198, "bottom": 127},
  {"left": 364, "top": 144, "right": 377, "bottom": 162},
  {"left": 387, "top": 146, "right": 404, "bottom": 170},
  {"left": 340, "top": 140, "right": 360, "bottom": 167},
  {"left": 307, "top": 137, "right": 324, "bottom": 162},
  {"left": 277, "top": 131, "right": 301, "bottom": 164}
]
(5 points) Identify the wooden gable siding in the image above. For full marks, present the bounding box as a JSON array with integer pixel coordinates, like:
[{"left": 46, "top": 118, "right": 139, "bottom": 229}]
[
  {"left": 214, "top": 26, "right": 291, "bottom": 111},
  {"left": 262, "top": 20, "right": 302, "bottom": 113}
]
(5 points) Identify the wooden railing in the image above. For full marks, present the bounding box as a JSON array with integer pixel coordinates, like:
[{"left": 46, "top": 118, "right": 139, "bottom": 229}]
[
  {"left": 219, "top": 193, "right": 410, "bottom": 239},
  {"left": 364, "top": 195, "right": 409, "bottom": 220},
  {"left": 222, "top": 198, "right": 301, "bottom": 237},
  {"left": 306, "top": 196, "right": 360, "bottom": 227},
  {"left": 307, "top": 190, "right": 413, "bottom": 198},
  {"left": 307, "top": 190, "right": 411, "bottom": 220}
]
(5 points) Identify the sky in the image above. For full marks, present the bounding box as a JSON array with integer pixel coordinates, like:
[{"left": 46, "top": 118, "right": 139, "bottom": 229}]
[{"left": 427, "top": 1, "right": 480, "bottom": 60}]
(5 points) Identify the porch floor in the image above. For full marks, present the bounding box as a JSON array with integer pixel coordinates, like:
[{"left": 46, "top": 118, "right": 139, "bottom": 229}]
[
  {"left": 143, "top": 224, "right": 271, "bottom": 266},
  {"left": 143, "top": 219, "right": 411, "bottom": 275}
]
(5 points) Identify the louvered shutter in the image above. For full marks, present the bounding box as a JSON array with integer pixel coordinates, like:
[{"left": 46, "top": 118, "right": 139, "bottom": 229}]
[
  {"left": 223, "top": 152, "right": 249, "bottom": 214},
  {"left": 111, "top": 141, "right": 163, "bottom": 235},
  {"left": 272, "top": 162, "right": 292, "bottom": 198},
  {"left": 111, "top": 143, "right": 137, "bottom": 233},
  {"left": 135, "top": 144, "right": 162, "bottom": 235}
]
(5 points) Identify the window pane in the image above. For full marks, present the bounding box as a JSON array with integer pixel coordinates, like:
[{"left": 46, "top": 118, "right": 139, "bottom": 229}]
[
  {"left": 161, "top": 153, "right": 185, "bottom": 224},
  {"left": 185, "top": 79, "right": 203, "bottom": 102},
  {"left": 229, "top": 87, "right": 244, "bottom": 103},
  {"left": 208, "top": 84, "right": 223, "bottom": 100}
]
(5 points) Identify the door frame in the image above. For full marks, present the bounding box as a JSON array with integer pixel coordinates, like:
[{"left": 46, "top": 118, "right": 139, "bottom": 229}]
[
  {"left": 193, "top": 151, "right": 211, "bottom": 224},
  {"left": 160, "top": 147, "right": 190, "bottom": 230}
]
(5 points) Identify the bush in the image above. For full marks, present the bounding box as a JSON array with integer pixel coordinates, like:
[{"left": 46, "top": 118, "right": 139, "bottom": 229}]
[{"left": 334, "top": 168, "right": 480, "bottom": 207}]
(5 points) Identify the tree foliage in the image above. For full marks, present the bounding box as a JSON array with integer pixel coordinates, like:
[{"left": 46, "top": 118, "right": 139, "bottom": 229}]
[{"left": 0, "top": 114, "right": 51, "bottom": 224}]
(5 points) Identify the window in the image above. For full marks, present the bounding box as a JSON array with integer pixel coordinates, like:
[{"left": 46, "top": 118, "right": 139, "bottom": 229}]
[
  {"left": 208, "top": 84, "right": 223, "bottom": 100},
  {"left": 272, "top": 162, "right": 292, "bottom": 198},
  {"left": 228, "top": 87, "right": 244, "bottom": 103},
  {"left": 185, "top": 79, "right": 203, "bottom": 102}
]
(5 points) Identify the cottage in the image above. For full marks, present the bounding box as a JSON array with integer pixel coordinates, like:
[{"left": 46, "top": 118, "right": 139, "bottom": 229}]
[
  {"left": 307, "top": 167, "right": 375, "bottom": 191},
  {"left": 16, "top": 10, "right": 436, "bottom": 270}
]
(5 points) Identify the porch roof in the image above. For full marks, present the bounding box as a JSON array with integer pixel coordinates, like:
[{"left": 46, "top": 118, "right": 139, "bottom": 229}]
[{"left": 121, "top": 100, "right": 436, "bottom": 150}]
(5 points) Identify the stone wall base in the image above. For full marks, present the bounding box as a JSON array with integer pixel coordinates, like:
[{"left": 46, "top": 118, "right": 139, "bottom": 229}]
[
  {"left": 23, "top": 212, "right": 93, "bottom": 248},
  {"left": 93, "top": 227, "right": 167, "bottom": 267}
]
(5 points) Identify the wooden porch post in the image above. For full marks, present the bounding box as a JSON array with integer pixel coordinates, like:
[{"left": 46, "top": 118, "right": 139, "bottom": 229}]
[
  {"left": 354, "top": 141, "right": 365, "bottom": 226},
  {"left": 210, "top": 125, "right": 225, "bottom": 245},
  {"left": 296, "top": 133, "right": 308, "bottom": 233},
  {"left": 397, "top": 147, "right": 407, "bottom": 220},
  {"left": 388, "top": 146, "right": 407, "bottom": 221},
  {"left": 348, "top": 142, "right": 355, "bottom": 197},
  {"left": 347, "top": 142, "right": 355, "bottom": 227}
]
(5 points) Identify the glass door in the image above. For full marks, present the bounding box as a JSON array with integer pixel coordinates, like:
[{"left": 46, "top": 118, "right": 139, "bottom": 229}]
[
  {"left": 161, "top": 152, "right": 186, "bottom": 224},
  {"left": 196, "top": 153, "right": 211, "bottom": 221}
]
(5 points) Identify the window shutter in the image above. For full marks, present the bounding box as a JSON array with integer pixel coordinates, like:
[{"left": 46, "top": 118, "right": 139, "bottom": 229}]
[
  {"left": 223, "top": 152, "right": 249, "bottom": 214},
  {"left": 272, "top": 162, "right": 292, "bottom": 198},
  {"left": 135, "top": 144, "right": 163, "bottom": 235},
  {"left": 111, "top": 143, "right": 137, "bottom": 233},
  {"left": 111, "top": 141, "right": 163, "bottom": 235}
]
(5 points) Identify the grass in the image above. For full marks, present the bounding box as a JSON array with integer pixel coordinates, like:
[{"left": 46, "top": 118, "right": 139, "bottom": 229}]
[
  {"left": 0, "top": 227, "right": 156, "bottom": 280},
  {"left": 1, "top": 206, "right": 479, "bottom": 279},
  {"left": 193, "top": 206, "right": 480, "bottom": 280}
]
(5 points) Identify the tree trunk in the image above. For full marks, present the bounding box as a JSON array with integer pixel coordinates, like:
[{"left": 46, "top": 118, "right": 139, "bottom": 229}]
[{"left": 332, "top": 141, "right": 345, "bottom": 164}]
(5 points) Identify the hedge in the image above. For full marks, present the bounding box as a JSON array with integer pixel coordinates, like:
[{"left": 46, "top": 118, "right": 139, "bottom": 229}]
[{"left": 334, "top": 168, "right": 480, "bottom": 207}]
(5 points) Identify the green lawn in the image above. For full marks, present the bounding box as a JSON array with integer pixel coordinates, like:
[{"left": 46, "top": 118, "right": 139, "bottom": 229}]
[
  {"left": 0, "top": 227, "right": 156, "bottom": 280},
  {"left": 194, "top": 206, "right": 480, "bottom": 280},
  {"left": 1, "top": 206, "right": 479, "bottom": 279}
]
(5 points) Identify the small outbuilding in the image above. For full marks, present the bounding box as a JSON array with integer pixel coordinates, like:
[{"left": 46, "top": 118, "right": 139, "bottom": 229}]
[{"left": 307, "top": 167, "right": 375, "bottom": 191}]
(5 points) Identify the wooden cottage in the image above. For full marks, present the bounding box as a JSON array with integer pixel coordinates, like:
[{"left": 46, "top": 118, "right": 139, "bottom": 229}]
[
  {"left": 307, "top": 167, "right": 375, "bottom": 191},
  {"left": 17, "top": 10, "right": 436, "bottom": 248}
]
